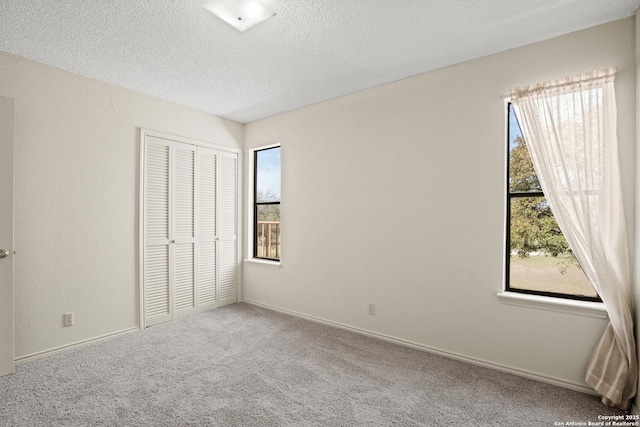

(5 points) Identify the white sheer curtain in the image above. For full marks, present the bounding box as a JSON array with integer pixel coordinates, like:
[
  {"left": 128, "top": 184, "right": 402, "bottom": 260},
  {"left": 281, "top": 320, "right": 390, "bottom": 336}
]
[{"left": 510, "top": 68, "right": 636, "bottom": 410}]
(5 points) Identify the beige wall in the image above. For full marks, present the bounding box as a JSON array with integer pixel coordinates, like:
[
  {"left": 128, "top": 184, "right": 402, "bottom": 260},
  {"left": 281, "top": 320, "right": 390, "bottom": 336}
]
[
  {"left": 243, "top": 18, "right": 637, "bottom": 392},
  {"left": 0, "top": 51, "right": 243, "bottom": 358}
]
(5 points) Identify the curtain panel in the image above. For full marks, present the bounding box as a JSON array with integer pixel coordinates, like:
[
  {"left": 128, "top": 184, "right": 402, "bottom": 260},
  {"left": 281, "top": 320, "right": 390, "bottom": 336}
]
[{"left": 510, "top": 68, "right": 636, "bottom": 410}]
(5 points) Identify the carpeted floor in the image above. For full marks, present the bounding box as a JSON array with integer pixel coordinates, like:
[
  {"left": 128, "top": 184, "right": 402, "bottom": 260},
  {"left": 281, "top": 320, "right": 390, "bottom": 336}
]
[{"left": 0, "top": 303, "right": 626, "bottom": 426}]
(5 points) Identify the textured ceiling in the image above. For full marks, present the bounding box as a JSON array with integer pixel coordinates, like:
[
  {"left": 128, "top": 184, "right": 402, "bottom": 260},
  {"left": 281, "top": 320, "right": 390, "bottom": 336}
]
[{"left": 1, "top": 0, "right": 639, "bottom": 123}]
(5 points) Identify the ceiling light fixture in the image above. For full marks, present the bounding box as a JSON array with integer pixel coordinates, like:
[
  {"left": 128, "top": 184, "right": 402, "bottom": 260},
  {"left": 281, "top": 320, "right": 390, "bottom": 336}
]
[{"left": 202, "top": 0, "right": 275, "bottom": 32}]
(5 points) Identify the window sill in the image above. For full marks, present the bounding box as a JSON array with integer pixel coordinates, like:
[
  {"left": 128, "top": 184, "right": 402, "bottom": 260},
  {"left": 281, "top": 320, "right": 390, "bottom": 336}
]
[
  {"left": 244, "top": 258, "right": 281, "bottom": 269},
  {"left": 497, "top": 292, "right": 607, "bottom": 319}
]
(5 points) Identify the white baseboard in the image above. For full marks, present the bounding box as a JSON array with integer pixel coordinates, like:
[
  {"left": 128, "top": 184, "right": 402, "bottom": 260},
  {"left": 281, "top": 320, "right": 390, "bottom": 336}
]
[
  {"left": 15, "top": 326, "right": 140, "bottom": 364},
  {"left": 242, "top": 298, "right": 597, "bottom": 396}
]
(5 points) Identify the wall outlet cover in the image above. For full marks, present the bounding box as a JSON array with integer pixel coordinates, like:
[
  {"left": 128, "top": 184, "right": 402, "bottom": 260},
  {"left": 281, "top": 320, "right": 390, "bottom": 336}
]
[{"left": 63, "top": 312, "right": 74, "bottom": 327}]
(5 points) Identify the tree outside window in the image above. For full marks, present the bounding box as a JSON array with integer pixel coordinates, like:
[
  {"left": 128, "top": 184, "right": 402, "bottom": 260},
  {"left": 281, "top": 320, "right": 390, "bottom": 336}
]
[{"left": 507, "top": 104, "right": 597, "bottom": 300}]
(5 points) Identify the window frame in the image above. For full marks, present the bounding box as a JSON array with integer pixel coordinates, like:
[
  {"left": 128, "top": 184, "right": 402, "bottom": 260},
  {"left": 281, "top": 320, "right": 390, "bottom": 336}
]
[
  {"left": 505, "top": 102, "right": 600, "bottom": 303},
  {"left": 252, "top": 145, "right": 281, "bottom": 262}
]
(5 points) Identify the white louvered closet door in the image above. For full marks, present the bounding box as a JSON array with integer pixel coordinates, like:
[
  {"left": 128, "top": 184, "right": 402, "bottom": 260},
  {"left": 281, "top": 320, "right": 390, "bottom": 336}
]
[
  {"left": 197, "top": 147, "right": 218, "bottom": 310},
  {"left": 144, "top": 137, "right": 172, "bottom": 327},
  {"left": 218, "top": 150, "right": 238, "bottom": 307},
  {"left": 143, "top": 133, "right": 237, "bottom": 327},
  {"left": 172, "top": 143, "right": 197, "bottom": 319}
]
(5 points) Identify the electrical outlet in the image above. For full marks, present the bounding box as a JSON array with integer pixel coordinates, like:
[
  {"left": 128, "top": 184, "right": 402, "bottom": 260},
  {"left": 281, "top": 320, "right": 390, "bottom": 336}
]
[
  {"left": 63, "top": 312, "right": 74, "bottom": 327},
  {"left": 368, "top": 303, "right": 375, "bottom": 316}
]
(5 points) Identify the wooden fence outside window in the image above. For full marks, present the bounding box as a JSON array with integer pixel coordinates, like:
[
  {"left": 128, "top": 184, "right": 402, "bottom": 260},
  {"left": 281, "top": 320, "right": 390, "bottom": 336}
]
[{"left": 257, "top": 221, "right": 280, "bottom": 259}]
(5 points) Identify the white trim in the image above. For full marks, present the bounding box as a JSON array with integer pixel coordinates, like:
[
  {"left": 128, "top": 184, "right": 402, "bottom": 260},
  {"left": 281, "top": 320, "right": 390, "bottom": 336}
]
[
  {"left": 15, "top": 327, "right": 139, "bottom": 364},
  {"left": 242, "top": 298, "right": 599, "bottom": 396},
  {"left": 138, "top": 131, "right": 146, "bottom": 329},
  {"left": 246, "top": 146, "right": 255, "bottom": 262},
  {"left": 243, "top": 258, "right": 281, "bottom": 269},
  {"left": 248, "top": 142, "right": 280, "bottom": 151},
  {"left": 497, "top": 292, "right": 608, "bottom": 319},
  {"left": 236, "top": 149, "right": 244, "bottom": 303},
  {"left": 140, "top": 128, "right": 240, "bottom": 154}
]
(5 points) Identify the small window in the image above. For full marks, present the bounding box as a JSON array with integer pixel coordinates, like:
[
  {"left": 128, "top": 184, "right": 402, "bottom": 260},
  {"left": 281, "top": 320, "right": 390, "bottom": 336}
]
[
  {"left": 506, "top": 103, "right": 598, "bottom": 301},
  {"left": 254, "top": 146, "right": 281, "bottom": 261}
]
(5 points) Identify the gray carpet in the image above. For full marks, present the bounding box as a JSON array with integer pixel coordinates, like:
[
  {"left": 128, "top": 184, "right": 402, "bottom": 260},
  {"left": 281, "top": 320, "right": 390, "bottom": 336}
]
[{"left": 0, "top": 303, "right": 626, "bottom": 426}]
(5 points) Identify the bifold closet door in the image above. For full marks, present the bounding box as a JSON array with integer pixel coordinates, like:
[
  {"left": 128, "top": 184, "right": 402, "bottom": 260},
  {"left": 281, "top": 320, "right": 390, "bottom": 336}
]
[
  {"left": 218, "top": 150, "right": 237, "bottom": 307},
  {"left": 143, "top": 137, "right": 196, "bottom": 326},
  {"left": 196, "top": 147, "right": 218, "bottom": 311},
  {"left": 143, "top": 135, "right": 237, "bottom": 327},
  {"left": 144, "top": 137, "right": 171, "bottom": 326},
  {"left": 172, "top": 143, "right": 197, "bottom": 319}
]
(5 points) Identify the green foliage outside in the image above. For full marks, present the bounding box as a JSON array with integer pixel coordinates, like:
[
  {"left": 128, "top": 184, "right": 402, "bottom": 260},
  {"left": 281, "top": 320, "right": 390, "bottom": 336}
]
[
  {"left": 509, "top": 136, "right": 577, "bottom": 274},
  {"left": 256, "top": 189, "right": 280, "bottom": 222}
]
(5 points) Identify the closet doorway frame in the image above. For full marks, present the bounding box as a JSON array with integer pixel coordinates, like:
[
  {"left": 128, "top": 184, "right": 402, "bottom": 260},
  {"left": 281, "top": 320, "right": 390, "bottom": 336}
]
[{"left": 138, "top": 128, "right": 242, "bottom": 330}]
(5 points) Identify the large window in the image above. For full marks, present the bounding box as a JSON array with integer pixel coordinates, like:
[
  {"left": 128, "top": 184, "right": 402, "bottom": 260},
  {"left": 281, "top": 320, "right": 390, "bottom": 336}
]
[
  {"left": 506, "top": 103, "right": 597, "bottom": 301},
  {"left": 254, "top": 146, "right": 281, "bottom": 261}
]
